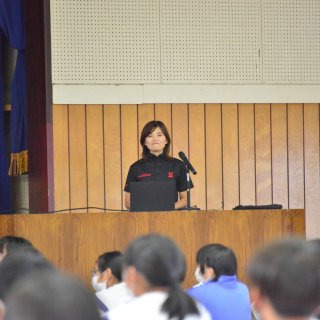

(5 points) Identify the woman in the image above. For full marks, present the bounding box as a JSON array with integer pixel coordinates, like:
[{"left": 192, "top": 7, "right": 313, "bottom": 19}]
[
  {"left": 124, "top": 121, "right": 192, "bottom": 209},
  {"left": 106, "top": 234, "right": 210, "bottom": 320}
]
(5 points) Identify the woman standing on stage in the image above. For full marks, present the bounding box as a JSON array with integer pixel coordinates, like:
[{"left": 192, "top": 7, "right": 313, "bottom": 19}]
[{"left": 124, "top": 120, "right": 192, "bottom": 210}]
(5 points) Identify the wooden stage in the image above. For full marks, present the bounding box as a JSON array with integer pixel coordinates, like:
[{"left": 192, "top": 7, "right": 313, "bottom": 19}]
[{"left": 0, "top": 209, "right": 305, "bottom": 288}]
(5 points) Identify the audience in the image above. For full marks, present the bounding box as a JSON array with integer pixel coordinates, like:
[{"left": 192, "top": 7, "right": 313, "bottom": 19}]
[
  {"left": 92, "top": 251, "right": 122, "bottom": 292},
  {"left": 247, "top": 238, "right": 320, "bottom": 320},
  {"left": 0, "top": 246, "right": 54, "bottom": 319},
  {"left": 187, "top": 243, "right": 251, "bottom": 320},
  {"left": 193, "top": 244, "right": 215, "bottom": 287},
  {"left": 309, "top": 238, "right": 320, "bottom": 320},
  {"left": 0, "top": 235, "right": 33, "bottom": 262},
  {"left": 3, "top": 270, "right": 101, "bottom": 320},
  {"left": 3, "top": 233, "right": 319, "bottom": 320},
  {"left": 95, "top": 255, "right": 133, "bottom": 311},
  {"left": 107, "top": 234, "right": 211, "bottom": 320},
  {"left": 0, "top": 247, "right": 53, "bottom": 303}
]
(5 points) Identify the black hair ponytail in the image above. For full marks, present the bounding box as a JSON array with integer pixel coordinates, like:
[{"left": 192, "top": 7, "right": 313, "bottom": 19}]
[
  {"left": 124, "top": 234, "right": 201, "bottom": 320},
  {"left": 161, "top": 284, "right": 199, "bottom": 320}
]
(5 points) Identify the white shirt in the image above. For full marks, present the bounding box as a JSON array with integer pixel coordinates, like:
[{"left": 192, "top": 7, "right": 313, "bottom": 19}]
[
  {"left": 107, "top": 291, "right": 211, "bottom": 320},
  {"left": 96, "top": 282, "right": 133, "bottom": 310}
]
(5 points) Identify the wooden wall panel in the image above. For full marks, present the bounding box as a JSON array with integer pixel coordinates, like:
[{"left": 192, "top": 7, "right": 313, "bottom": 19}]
[
  {"left": 52, "top": 103, "right": 320, "bottom": 238},
  {"left": 137, "top": 104, "right": 155, "bottom": 156},
  {"left": 68, "top": 105, "right": 87, "bottom": 212},
  {"left": 172, "top": 104, "right": 189, "bottom": 159},
  {"left": 121, "top": 105, "right": 138, "bottom": 209},
  {"left": 1, "top": 210, "right": 305, "bottom": 289},
  {"left": 86, "top": 105, "right": 105, "bottom": 211},
  {"left": 255, "top": 104, "right": 272, "bottom": 204},
  {"left": 288, "top": 104, "right": 304, "bottom": 209},
  {"left": 155, "top": 104, "right": 172, "bottom": 155},
  {"left": 104, "top": 105, "right": 122, "bottom": 210},
  {"left": 304, "top": 104, "right": 320, "bottom": 237},
  {"left": 271, "top": 104, "right": 288, "bottom": 208},
  {"left": 53, "top": 105, "right": 70, "bottom": 212},
  {"left": 222, "top": 104, "right": 239, "bottom": 209},
  {"left": 239, "top": 104, "right": 255, "bottom": 205},
  {"left": 205, "top": 104, "right": 223, "bottom": 210},
  {"left": 189, "top": 104, "right": 206, "bottom": 209}
]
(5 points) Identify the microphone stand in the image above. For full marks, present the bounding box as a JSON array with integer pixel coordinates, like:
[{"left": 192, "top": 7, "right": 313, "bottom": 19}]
[{"left": 184, "top": 167, "right": 200, "bottom": 211}]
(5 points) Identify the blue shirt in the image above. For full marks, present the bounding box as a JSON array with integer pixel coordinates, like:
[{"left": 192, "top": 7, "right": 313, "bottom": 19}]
[{"left": 187, "top": 275, "right": 251, "bottom": 320}]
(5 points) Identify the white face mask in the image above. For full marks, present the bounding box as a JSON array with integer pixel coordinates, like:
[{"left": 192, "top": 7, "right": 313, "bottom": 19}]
[
  {"left": 91, "top": 274, "right": 106, "bottom": 292},
  {"left": 194, "top": 266, "right": 204, "bottom": 284}
]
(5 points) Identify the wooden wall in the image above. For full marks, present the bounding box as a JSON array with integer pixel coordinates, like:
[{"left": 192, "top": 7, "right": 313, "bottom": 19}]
[
  {"left": 53, "top": 104, "right": 320, "bottom": 238},
  {"left": 0, "top": 210, "right": 305, "bottom": 288}
]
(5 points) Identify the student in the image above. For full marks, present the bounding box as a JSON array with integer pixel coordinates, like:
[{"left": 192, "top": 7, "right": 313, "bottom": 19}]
[
  {"left": 0, "top": 247, "right": 53, "bottom": 302},
  {"left": 107, "top": 234, "right": 210, "bottom": 320},
  {"left": 3, "top": 270, "right": 101, "bottom": 320},
  {"left": 0, "top": 235, "right": 33, "bottom": 262},
  {"left": 95, "top": 256, "right": 133, "bottom": 310},
  {"left": 247, "top": 238, "right": 320, "bottom": 320},
  {"left": 124, "top": 121, "right": 192, "bottom": 210},
  {"left": 310, "top": 238, "right": 320, "bottom": 319},
  {"left": 187, "top": 244, "right": 251, "bottom": 320},
  {"left": 91, "top": 251, "right": 122, "bottom": 292},
  {"left": 0, "top": 247, "right": 54, "bottom": 319},
  {"left": 193, "top": 244, "right": 215, "bottom": 286}
]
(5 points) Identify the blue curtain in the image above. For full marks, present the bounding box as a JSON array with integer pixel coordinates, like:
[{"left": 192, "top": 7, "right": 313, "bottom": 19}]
[
  {"left": 0, "top": 0, "right": 27, "bottom": 212},
  {"left": 0, "top": 37, "right": 11, "bottom": 211}
]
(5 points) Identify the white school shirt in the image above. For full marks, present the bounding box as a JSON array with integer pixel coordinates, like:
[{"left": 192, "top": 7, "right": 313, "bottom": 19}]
[
  {"left": 96, "top": 282, "right": 133, "bottom": 310},
  {"left": 107, "top": 291, "right": 211, "bottom": 320}
]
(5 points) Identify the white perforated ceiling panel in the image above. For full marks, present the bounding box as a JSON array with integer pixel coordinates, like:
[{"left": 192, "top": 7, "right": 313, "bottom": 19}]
[
  {"left": 51, "top": 0, "right": 160, "bottom": 83},
  {"left": 160, "top": 0, "right": 262, "bottom": 83},
  {"left": 51, "top": 0, "right": 262, "bottom": 84},
  {"left": 262, "top": 0, "right": 320, "bottom": 84},
  {"left": 51, "top": 0, "right": 320, "bottom": 86}
]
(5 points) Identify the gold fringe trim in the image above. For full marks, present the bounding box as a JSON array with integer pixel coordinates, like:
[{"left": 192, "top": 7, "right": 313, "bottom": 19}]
[{"left": 8, "top": 150, "right": 28, "bottom": 176}]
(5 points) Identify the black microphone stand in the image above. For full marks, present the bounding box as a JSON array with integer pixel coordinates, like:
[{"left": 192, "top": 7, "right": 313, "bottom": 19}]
[{"left": 184, "top": 167, "right": 200, "bottom": 211}]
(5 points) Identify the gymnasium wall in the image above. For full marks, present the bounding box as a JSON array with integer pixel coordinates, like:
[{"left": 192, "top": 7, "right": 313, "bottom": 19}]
[{"left": 53, "top": 103, "right": 320, "bottom": 238}]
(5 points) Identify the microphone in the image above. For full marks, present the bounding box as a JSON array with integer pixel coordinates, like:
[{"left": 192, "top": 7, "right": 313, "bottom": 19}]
[{"left": 178, "top": 151, "right": 197, "bottom": 175}]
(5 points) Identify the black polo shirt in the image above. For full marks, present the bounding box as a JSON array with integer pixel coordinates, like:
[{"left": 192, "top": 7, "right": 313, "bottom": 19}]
[{"left": 124, "top": 154, "right": 193, "bottom": 196}]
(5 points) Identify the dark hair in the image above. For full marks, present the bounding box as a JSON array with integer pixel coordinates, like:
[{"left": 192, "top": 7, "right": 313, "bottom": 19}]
[
  {"left": 108, "top": 255, "right": 123, "bottom": 282},
  {"left": 124, "top": 234, "right": 199, "bottom": 320},
  {"left": 204, "top": 244, "right": 237, "bottom": 280},
  {"left": 310, "top": 238, "right": 320, "bottom": 250},
  {"left": 0, "top": 236, "right": 33, "bottom": 253},
  {"left": 4, "top": 270, "right": 101, "bottom": 320},
  {"left": 196, "top": 244, "right": 216, "bottom": 274},
  {"left": 140, "top": 121, "right": 171, "bottom": 160},
  {"left": 0, "top": 248, "right": 54, "bottom": 301},
  {"left": 97, "top": 251, "right": 121, "bottom": 273},
  {"left": 247, "top": 238, "right": 320, "bottom": 317}
]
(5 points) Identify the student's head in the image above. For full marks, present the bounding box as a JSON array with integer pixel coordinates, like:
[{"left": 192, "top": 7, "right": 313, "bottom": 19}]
[
  {"left": 0, "top": 248, "right": 53, "bottom": 300},
  {"left": 309, "top": 238, "right": 320, "bottom": 318},
  {"left": 199, "top": 244, "right": 237, "bottom": 282},
  {"left": 247, "top": 238, "right": 320, "bottom": 319},
  {"left": 194, "top": 244, "right": 215, "bottom": 284},
  {"left": 91, "top": 251, "right": 122, "bottom": 292},
  {"left": 140, "top": 121, "right": 171, "bottom": 159},
  {"left": 122, "top": 234, "right": 199, "bottom": 320},
  {"left": 0, "top": 236, "right": 33, "bottom": 262},
  {"left": 0, "top": 247, "right": 54, "bottom": 314},
  {"left": 4, "top": 270, "right": 101, "bottom": 320},
  {"left": 123, "top": 233, "right": 185, "bottom": 294}
]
